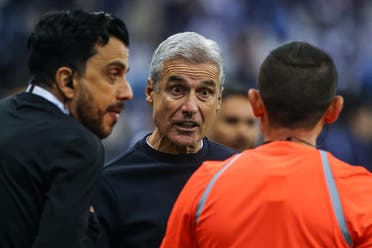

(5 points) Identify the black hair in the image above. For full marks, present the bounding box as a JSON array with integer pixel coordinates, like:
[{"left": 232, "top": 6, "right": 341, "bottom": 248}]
[
  {"left": 27, "top": 10, "right": 129, "bottom": 88},
  {"left": 258, "top": 41, "right": 338, "bottom": 129}
]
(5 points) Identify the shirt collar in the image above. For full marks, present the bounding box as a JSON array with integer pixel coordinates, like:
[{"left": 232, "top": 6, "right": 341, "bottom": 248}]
[
  {"left": 145, "top": 135, "right": 204, "bottom": 151},
  {"left": 26, "top": 84, "right": 69, "bottom": 115}
]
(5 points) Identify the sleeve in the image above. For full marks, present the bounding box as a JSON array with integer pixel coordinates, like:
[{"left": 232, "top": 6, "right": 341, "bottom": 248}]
[
  {"left": 331, "top": 158, "right": 372, "bottom": 248},
  {"left": 32, "top": 136, "right": 104, "bottom": 248},
  {"left": 92, "top": 173, "right": 121, "bottom": 248},
  {"left": 161, "top": 160, "right": 225, "bottom": 248},
  {"left": 346, "top": 171, "right": 372, "bottom": 248}
]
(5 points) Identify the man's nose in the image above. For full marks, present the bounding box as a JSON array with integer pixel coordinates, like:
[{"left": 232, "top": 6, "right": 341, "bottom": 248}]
[
  {"left": 117, "top": 79, "right": 133, "bottom": 101},
  {"left": 237, "top": 122, "right": 252, "bottom": 136},
  {"left": 181, "top": 94, "right": 198, "bottom": 115}
]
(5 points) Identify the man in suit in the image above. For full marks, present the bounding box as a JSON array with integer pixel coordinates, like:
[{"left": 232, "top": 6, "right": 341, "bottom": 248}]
[
  {"left": 93, "top": 32, "right": 237, "bottom": 248},
  {"left": 0, "top": 10, "right": 132, "bottom": 248}
]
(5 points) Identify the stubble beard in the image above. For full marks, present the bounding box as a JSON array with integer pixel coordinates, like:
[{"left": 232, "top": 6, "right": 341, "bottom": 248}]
[{"left": 76, "top": 90, "right": 107, "bottom": 139}]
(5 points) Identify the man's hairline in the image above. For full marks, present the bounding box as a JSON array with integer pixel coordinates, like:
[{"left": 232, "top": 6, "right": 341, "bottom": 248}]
[{"left": 151, "top": 59, "right": 224, "bottom": 91}]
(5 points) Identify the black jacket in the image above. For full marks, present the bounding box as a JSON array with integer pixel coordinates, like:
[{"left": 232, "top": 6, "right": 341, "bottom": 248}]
[{"left": 0, "top": 92, "right": 104, "bottom": 248}]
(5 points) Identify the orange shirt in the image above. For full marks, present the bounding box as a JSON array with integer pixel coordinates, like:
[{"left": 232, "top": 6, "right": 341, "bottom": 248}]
[{"left": 161, "top": 141, "right": 372, "bottom": 248}]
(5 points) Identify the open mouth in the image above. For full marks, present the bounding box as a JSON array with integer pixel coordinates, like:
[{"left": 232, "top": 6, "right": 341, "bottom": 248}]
[
  {"left": 109, "top": 112, "right": 120, "bottom": 121},
  {"left": 107, "top": 104, "right": 124, "bottom": 122},
  {"left": 175, "top": 121, "right": 199, "bottom": 130}
]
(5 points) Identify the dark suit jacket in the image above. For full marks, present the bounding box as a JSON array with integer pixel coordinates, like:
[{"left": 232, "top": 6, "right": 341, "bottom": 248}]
[{"left": 0, "top": 92, "right": 104, "bottom": 248}]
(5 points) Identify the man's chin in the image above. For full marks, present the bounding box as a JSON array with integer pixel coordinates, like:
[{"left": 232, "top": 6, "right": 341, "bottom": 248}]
[
  {"left": 92, "top": 125, "right": 113, "bottom": 139},
  {"left": 171, "top": 135, "right": 201, "bottom": 149},
  {"left": 101, "top": 128, "right": 114, "bottom": 139},
  {"left": 231, "top": 143, "right": 252, "bottom": 152}
]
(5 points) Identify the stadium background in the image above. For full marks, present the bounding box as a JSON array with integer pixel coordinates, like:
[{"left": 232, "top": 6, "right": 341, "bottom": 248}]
[{"left": 0, "top": 0, "right": 371, "bottom": 168}]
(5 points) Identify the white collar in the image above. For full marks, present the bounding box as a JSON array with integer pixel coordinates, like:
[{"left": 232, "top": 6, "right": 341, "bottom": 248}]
[{"left": 26, "top": 84, "right": 69, "bottom": 115}]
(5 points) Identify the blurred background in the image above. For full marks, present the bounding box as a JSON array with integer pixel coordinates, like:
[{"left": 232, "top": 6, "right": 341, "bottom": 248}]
[{"left": 0, "top": 0, "right": 371, "bottom": 169}]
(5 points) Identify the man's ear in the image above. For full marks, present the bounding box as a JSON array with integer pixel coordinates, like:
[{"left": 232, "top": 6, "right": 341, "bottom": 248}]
[
  {"left": 323, "top": 95, "right": 344, "bottom": 124},
  {"left": 55, "top": 67, "right": 74, "bottom": 100},
  {"left": 145, "top": 77, "right": 154, "bottom": 105},
  {"left": 216, "top": 88, "right": 223, "bottom": 111},
  {"left": 248, "top": 89, "right": 265, "bottom": 117}
]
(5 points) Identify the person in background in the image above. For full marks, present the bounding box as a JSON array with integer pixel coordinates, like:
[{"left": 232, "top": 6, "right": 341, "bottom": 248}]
[
  {"left": 207, "top": 87, "right": 259, "bottom": 151},
  {"left": 161, "top": 41, "right": 372, "bottom": 248},
  {"left": 0, "top": 10, "right": 132, "bottom": 248},
  {"left": 93, "top": 32, "right": 236, "bottom": 248}
]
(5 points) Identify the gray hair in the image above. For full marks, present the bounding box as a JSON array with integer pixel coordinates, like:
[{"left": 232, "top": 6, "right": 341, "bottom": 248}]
[{"left": 149, "top": 32, "right": 224, "bottom": 87}]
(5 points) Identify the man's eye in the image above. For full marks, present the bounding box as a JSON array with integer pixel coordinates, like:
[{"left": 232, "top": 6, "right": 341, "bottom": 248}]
[
  {"left": 199, "top": 88, "right": 214, "bottom": 98},
  {"left": 170, "top": 86, "right": 183, "bottom": 94},
  {"left": 246, "top": 118, "right": 256, "bottom": 126},
  {"left": 225, "top": 117, "right": 239, "bottom": 125},
  {"left": 109, "top": 69, "right": 120, "bottom": 80},
  {"left": 201, "top": 89, "right": 210, "bottom": 96}
]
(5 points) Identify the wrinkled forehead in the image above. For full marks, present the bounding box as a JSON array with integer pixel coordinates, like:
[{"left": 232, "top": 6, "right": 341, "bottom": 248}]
[{"left": 161, "top": 59, "right": 220, "bottom": 86}]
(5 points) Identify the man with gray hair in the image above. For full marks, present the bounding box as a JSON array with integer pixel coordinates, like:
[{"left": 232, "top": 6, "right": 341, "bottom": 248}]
[{"left": 93, "top": 32, "right": 236, "bottom": 248}]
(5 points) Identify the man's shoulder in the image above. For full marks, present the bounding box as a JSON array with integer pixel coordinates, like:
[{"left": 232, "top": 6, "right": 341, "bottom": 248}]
[
  {"left": 326, "top": 151, "right": 372, "bottom": 201},
  {"left": 327, "top": 151, "right": 372, "bottom": 177},
  {"left": 1, "top": 92, "right": 101, "bottom": 152},
  {"left": 102, "top": 138, "right": 237, "bottom": 174},
  {"left": 41, "top": 113, "right": 100, "bottom": 149},
  {"left": 205, "top": 138, "right": 237, "bottom": 159},
  {"left": 0, "top": 93, "right": 28, "bottom": 113},
  {"left": 43, "top": 118, "right": 103, "bottom": 163},
  {"left": 104, "top": 138, "right": 146, "bottom": 170}
]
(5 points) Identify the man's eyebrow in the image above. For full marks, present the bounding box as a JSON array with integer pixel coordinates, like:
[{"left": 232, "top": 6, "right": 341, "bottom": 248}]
[
  {"left": 167, "top": 75, "right": 186, "bottom": 83},
  {"left": 107, "top": 61, "right": 128, "bottom": 70},
  {"left": 202, "top": 80, "right": 217, "bottom": 87},
  {"left": 167, "top": 76, "right": 217, "bottom": 87}
]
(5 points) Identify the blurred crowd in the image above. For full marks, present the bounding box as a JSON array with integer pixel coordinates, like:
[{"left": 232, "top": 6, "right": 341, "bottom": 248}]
[{"left": 0, "top": 0, "right": 371, "bottom": 168}]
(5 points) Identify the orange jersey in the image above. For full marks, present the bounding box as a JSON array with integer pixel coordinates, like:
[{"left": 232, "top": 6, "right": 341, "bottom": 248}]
[{"left": 161, "top": 141, "right": 372, "bottom": 248}]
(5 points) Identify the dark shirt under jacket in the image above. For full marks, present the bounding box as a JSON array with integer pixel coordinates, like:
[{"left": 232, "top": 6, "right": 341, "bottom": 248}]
[
  {"left": 0, "top": 92, "right": 104, "bottom": 248},
  {"left": 94, "top": 136, "right": 237, "bottom": 248}
]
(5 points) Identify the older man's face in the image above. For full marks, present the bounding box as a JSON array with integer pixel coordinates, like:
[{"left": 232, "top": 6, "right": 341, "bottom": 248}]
[{"left": 146, "top": 59, "right": 221, "bottom": 154}]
